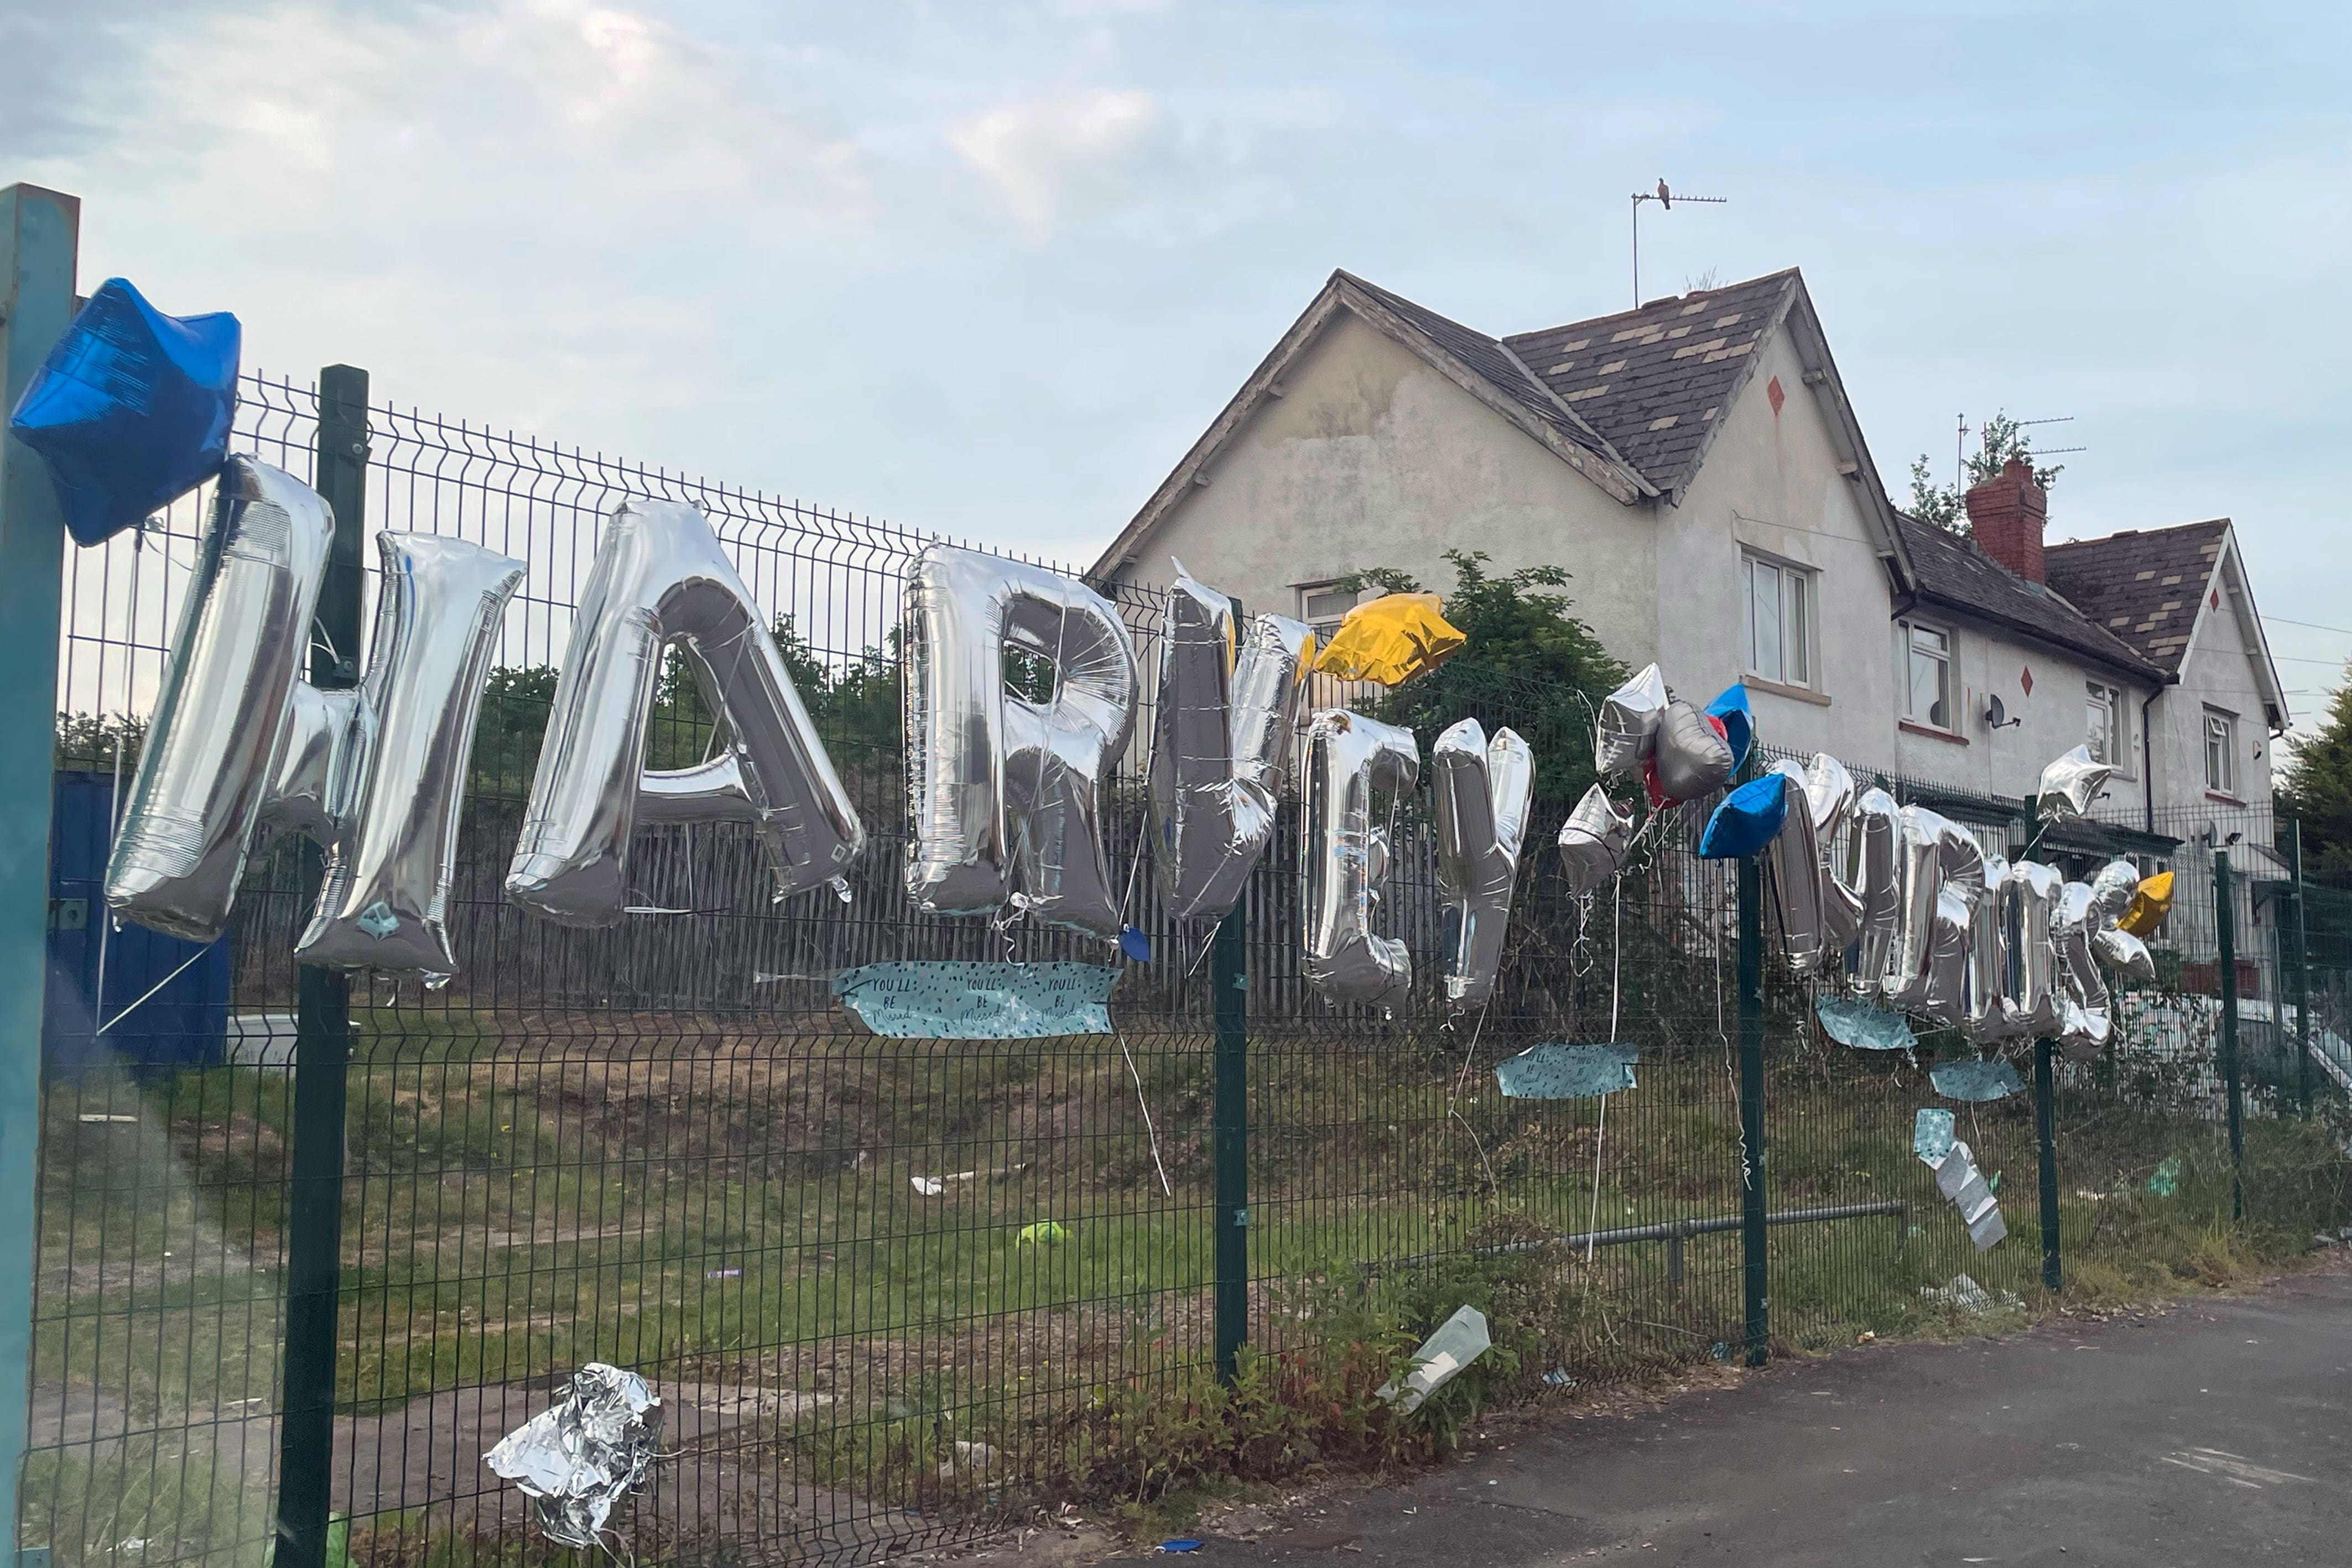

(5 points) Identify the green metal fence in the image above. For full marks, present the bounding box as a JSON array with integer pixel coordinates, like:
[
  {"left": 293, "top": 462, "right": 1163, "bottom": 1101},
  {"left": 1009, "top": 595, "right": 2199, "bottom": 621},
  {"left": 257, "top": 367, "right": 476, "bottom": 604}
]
[{"left": 18, "top": 362, "right": 2352, "bottom": 1568}]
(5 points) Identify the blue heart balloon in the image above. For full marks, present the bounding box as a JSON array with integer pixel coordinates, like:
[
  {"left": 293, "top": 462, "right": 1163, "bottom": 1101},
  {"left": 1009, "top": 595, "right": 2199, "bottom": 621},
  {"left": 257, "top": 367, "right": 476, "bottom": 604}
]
[{"left": 8, "top": 278, "right": 241, "bottom": 546}]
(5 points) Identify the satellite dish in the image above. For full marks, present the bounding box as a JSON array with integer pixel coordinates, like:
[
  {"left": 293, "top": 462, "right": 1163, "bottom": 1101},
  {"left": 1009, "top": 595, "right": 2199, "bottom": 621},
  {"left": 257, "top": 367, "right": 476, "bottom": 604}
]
[{"left": 1984, "top": 694, "right": 2020, "bottom": 730}]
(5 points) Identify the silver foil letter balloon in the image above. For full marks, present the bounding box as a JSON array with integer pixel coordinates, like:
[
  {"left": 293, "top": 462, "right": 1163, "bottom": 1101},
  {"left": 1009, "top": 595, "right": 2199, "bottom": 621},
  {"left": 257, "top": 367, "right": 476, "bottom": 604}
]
[
  {"left": 1846, "top": 787, "right": 1901, "bottom": 994},
  {"left": 107, "top": 457, "right": 332, "bottom": 941},
  {"left": 1149, "top": 565, "right": 1311, "bottom": 920},
  {"left": 105, "top": 456, "right": 528, "bottom": 980},
  {"left": 1884, "top": 806, "right": 1983, "bottom": 1023},
  {"left": 1302, "top": 710, "right": 1420, "bottom": 1007},
  {"left": 1963, "top": 855, "right": 2015, "bottom": 1043},
  {"left": 505, "top": 499, "right": 866, "bottom": 927},
  {"left": 1803, "top": 754, "right": 1862, "bottom": 950},
  {"left": 902, "top": 544, "right": 1138, "bottom": 937},
  {"left": 1764, "top": 762, "right": 1827, "bottom": 973},
  {"left": 294, "top": 533, "right": 526, "bottom": 973},
  {"left": 1432, "top": 719, "right": 1533, "bottom": 1010}
]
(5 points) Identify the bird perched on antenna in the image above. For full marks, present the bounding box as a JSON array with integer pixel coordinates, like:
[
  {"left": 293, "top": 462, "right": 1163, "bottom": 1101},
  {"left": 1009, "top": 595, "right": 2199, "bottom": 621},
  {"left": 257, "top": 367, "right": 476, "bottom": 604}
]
[{"left": 1656, "top": 179, "right": 1672, "bottom": 209}]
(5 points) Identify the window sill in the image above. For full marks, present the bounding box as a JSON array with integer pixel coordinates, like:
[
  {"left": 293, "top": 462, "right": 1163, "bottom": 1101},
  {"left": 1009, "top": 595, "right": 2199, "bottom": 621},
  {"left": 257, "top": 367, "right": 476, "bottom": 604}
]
[
  {"left": 2206, "top": 790, "right": 2245, "bottom": 806},
  {"left": 1900, "top": 719, "right": 1968, "bottom": 746},
  {"left": 1742, "top": 675, "right": 1830, "bottom": 707}
]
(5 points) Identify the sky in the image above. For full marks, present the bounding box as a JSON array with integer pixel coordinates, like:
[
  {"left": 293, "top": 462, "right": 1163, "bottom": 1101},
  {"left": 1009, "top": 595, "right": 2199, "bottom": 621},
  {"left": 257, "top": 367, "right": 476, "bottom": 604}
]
[{"left": 12, "top": 0, "right": 2352, "bottom": 722}]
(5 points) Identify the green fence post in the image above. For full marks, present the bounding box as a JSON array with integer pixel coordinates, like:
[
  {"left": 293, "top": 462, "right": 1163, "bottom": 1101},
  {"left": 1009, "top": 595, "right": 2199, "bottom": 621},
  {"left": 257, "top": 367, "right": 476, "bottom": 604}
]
[
  {"left": 0, "top": 181, "right": 81, "bottom": 1568},
  {"left": 1211, "top": 886, "right": 1250, "bottom": 1384},
  {"left": 1736, "top": 856, "right": 1767, "bottom": 1368},
  {"left": 2290, "top": 818, "right": 2313, "bottom": 1118},
  {"left": 2214, "top": 848, "right": 2244, "bottom": 1225},
  {"left": 275, "top": 364, "right": 367, "bottom": 1568},
  {"left": 2034, "top": 1036, "right": 2062, "bottom": 1293}
]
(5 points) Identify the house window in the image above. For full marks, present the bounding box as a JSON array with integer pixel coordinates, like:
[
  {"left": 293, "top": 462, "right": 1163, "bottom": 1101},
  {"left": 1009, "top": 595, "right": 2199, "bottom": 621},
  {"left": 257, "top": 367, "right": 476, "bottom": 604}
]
[
  {"left": 1298, "top": 582, "right": 1357, "bottom": 644},
  {"left": 2205, "top": 707, "right": 2238, "bottom": 796},
  {"left": 2086, "top": 683, "right": 2125, "bottom": 768},
  {"left": 1742, "top": 553, "right": 1814, "bottom": 687},
  {"left": 1895, "top": 618, "right": 1952, "bottom": 731}
]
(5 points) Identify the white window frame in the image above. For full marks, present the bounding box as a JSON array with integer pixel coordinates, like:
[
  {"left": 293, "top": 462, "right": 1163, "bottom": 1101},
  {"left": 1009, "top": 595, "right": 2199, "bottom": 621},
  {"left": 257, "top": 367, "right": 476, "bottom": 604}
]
[
  {"left": 2204, "top": 706, "right": 2239, "bottom": 798},
  {"left": 1741, "top": 551, "right": 1815, "bottom": 689},
  {"left": 1895, "top": 617, "right": 1954, "bottom": 732},
  {"left": 2086, "top": 681, "right": 2127, "bottom": 772},
  {"left": 1296, "top": 580, "right": 1360, "bottom": 644}
]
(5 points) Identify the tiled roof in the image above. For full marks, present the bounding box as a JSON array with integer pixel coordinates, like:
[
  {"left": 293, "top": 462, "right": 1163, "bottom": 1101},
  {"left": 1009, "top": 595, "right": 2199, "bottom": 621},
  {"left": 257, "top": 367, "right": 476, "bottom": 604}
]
[
  {"left": 1336, "top": 272, "right": 1628, "bottom": 471},
  {"left": 2043, "top": 520, "right": 2230, "bottom": 675},
  {"left": 1503, "top": 270, "right": 1799, "bottom": 496},
  {"left": 1892, "top": 513, "right": 2161, "bottom": 682}
]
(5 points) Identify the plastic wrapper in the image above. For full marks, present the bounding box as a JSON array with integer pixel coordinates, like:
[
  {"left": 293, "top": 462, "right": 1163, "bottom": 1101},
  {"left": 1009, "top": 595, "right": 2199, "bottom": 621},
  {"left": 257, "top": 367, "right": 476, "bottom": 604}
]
[
  {"left": 1376, "top": 1305, "right": 1491, "bottom": 1414},
  {"left": 484, "top": 1363, "right": 663, "bottom": 1549},
  {"left": 7, "top": 277, "right": 240, "bottom": 545},
  {"left": 1310, "top": 592, "right": 1463, "bottom": 685},
  {"left": 506, "top": 498, "right": 866, "bottom": 927},
  {"left": 1431, "top": 719, "right": 1533, "bottom": 1009},
  {"left": 1300, "top": 710, "right": 1420, "bottom": 1007},
  {"left": 1594, "top": 664, "right": 1667, "bottom": 776},
  {"left": 1148, "top": 566, "right": 1310, "bottom": 920},
  {"left": 901, "top": 545, "right": 1137, "bottom": 937}
]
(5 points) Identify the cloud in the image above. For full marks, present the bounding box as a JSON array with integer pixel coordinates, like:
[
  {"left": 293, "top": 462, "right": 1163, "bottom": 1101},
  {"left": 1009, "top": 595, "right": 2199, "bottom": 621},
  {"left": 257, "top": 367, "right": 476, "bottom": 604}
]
[{"left": 949, "top": 88, "right": 1164, "bottom": 237}]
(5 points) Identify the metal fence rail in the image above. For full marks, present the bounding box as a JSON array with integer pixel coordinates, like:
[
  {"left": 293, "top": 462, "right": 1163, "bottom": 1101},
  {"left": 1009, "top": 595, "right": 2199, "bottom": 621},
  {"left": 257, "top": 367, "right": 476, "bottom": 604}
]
[{"left": 23, "top": 370, "right": 2352, "bottom": 1568}]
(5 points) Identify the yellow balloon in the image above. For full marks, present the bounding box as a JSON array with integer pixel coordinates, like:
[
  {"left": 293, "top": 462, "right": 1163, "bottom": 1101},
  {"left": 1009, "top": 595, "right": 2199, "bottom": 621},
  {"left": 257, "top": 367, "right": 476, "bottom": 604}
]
[
  {"left": 2118, "top": 870, "right": 2174, "bottom": 937},
  {"left": 1310, "top": 592, "right": 1466, "bottom": 686}
]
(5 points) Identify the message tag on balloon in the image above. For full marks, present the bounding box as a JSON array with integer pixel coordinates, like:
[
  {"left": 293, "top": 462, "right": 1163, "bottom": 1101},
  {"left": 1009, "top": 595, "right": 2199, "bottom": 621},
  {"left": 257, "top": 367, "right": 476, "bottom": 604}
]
[
  {"left": 1300, "top": 710, "right": 1419, "bottom": 1007},
  {"left": 1495, "top": 1043, "right": 1638, "bottom": 1100},
  {"left": 505, "top": 498, "right": 866, "bottom": 927},
  {"left": 831, "top": 961, "right": 1117, "bottom": 1040},
  {"left": 1432, "top": 718, "right": 1533, "bottom": 1011},
  {"left": 904, "top": 545, "right": 1138, "bottom": 938},
  {"left": 1149, "top": 565, "right": 1310, "bottom": 921},
  {"left": 105, "top": 457, "right": 524, "bottom": 981}
]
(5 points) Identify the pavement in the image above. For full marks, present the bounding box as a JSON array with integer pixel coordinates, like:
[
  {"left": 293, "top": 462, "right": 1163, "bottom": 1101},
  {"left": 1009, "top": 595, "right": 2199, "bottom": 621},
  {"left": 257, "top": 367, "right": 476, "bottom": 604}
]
[{"left": 1097, "top": 1263, "right": 2352, "bottom": 1568}]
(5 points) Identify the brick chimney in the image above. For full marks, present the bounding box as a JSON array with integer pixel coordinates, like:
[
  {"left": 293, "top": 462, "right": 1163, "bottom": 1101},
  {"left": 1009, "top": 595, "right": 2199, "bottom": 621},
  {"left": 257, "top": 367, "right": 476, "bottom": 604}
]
[{"left": 1965, "top": 456, "right": 2047, "bottom": 583}]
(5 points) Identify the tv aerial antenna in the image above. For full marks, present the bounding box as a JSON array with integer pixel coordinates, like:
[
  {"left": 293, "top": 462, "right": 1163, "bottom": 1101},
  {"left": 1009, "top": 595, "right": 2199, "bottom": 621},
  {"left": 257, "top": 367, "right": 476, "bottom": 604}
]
[
  {"left": 1630, "top": 180, "right": 1726, "bottom": 308},
  {"left": 1954, "top": 414, "right": 2085, "bottom": 490}
]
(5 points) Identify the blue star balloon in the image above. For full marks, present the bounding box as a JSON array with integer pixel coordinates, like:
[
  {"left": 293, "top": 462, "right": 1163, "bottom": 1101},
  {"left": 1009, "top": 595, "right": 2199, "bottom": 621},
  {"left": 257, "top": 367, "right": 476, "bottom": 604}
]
[
  {"left": 7, "top": 278, "right": 240, "bottom": 546},
  {"left": 1697, "top": 770, "right": 1789, "bottom": 859}
]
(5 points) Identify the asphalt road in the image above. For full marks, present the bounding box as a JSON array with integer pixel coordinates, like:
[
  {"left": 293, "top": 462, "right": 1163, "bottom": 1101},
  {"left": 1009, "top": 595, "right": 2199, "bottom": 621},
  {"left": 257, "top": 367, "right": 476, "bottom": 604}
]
[{"left": 1105, "top": 1264, "right": 2352, "bottom": 1567}]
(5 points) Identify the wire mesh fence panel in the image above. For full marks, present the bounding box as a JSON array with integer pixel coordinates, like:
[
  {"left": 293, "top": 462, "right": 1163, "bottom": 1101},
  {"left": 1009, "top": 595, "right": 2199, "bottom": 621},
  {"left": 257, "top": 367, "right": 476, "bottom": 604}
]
[{"left": 27, "top": 374, "right": 2352, "bottom": 1568}]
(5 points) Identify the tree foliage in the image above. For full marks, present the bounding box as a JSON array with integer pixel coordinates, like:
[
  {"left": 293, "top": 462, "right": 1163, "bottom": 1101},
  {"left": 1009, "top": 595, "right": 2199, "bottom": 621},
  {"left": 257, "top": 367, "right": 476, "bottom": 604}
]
[
  {"left": 1908, "top": 410, "right": 2067, "bottom": 534},
  {"left": 1337, "top": 550, "right": 1628, "bottom": 802},
  {"left": 2279, "top": 669, "right": 2352, "bottom": 871}
]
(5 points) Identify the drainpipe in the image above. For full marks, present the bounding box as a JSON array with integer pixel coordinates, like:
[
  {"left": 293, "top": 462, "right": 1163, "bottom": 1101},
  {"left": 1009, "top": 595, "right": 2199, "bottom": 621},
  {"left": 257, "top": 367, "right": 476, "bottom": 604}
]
[{"left": 2140, "top": 685, "right": 2161, "bottom": 834}]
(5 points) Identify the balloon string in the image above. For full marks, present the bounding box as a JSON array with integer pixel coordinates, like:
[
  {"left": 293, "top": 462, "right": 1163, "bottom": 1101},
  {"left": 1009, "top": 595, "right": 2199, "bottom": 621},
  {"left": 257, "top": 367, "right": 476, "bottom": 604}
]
[
  {"left": 1610, "top": 874, "right": 1623, "bottom": 1044},
  {"left": 96, "top": 942, "right": 218, "bottom": 1036},
  {"left": 1113, "top": 1029, "right": 1175, "bottom": 1198},
  {"left": 1585, "top": 1089, "right": 1607, "bottom": 1265}
]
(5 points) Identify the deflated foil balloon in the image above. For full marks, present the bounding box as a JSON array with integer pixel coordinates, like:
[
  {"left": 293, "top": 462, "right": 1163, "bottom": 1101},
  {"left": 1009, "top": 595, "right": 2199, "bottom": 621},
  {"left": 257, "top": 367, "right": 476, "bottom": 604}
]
[
  {"left": 1149, "top": 566, "right": 1310, "bottom": 920},
  {"left": 2036, "top": 744, "right": 2114, "bottom": 822},
  {"left": 2052, "top": 880, "right": 2110, "bottom": 1057},
  {"left": 1432, "top": 719, "right": 1533, "bottom": 1010},
  {"left": 106, "top": 458, "right": 525, "bottom": 981},
  {"left": 1763, "top": 763, "right": 1827, "bottom": 973},
  {"left": 1803, "top": 754, "right": 1862, "bottom": 951},
  {"left": 1301, "top": 710, "right": 1419, "bottom": 1007},
  {"left": 7, "top": 277, "right": 240, "bottom": 546},
  {"left": 1848, "top": 789, "right": 1902, "bottom": 997},
  {"left": 1883, "top": 808, "right": 1982, "bottom": 1024},
  {"left": 1556, "top": 783, "right": 1633, "bottom": 895},
  {"left": 1310, "top": 592, "right": 1464, "bottom": 685},
  {"left": 901, "top": 545, "right": 1138, "bottom": 937},
  {"left": 484, "top": 1363, "right": 663, "bottom": 1549},
  {"left": 2118, "top": 869, "right": 2174, "bottom": 937},
  {"left": 1595, "top": 664, "right": 1667, "bottom": 777},
  {"left": 506, "top": 499, "right": 866, "bottom": 927},
  {"left": 2092, "top": 926, "right": 2156, "bottom": 984},
  {"left": 2002, "top": 861, "right": 2067, "bottom": 1039},
  {"left": 1645, "top": 700, "right": 1735, "bottom": 808},
  {"left": 1930, "top": 1139, "right": 2008, "bottom": 1252},
  {"left": 1962, "top": 855, "right": 2016, "bottom": 1044}
]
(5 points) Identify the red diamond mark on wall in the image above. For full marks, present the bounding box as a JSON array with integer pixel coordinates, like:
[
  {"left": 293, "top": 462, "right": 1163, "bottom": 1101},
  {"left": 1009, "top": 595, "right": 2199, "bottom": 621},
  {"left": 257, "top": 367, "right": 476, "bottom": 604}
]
[
  {"left": 2020, "top": 665, "right": 2034, "bottom": 696},
  {"left": 2211, "top": 588, "right": 2221, "bottom": 610},
  {"left": 1766, "top": 376, "right": 1786, "bottom": 416}
]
